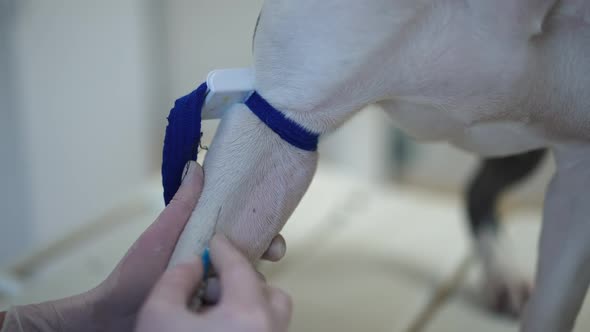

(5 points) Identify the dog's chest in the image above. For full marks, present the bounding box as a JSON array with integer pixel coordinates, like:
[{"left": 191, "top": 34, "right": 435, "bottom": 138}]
[
  {"left": 381, "top": 99, "right": 548, "bottom": 157},
  {"left": 450, "top": 121, "right": 547, "bottom": 156}
]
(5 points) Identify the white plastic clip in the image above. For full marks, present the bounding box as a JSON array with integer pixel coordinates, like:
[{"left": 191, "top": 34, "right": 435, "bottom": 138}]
[{"left": 202, "top": 67, "right": 255, "bottom": 120}]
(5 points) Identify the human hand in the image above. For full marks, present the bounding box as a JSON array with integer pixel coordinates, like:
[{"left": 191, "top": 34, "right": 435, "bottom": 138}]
[
  {"left": 135, "top": 234, "right": 292, "bottom": 332},
  {"left": 0, "top": 161, "right": 287, "bottom": 332}
]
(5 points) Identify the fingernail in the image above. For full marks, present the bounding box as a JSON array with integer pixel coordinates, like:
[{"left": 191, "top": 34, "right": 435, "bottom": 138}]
[
  {"left": 181, "top": 161, "right": 196, "bottom": 184},
  {"left": 271, "top": 242, "right": 286, "bottom": 259}
]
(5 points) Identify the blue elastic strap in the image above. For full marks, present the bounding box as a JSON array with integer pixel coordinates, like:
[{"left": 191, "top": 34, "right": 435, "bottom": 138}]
[
  {"left": 161, "top": 82, "right": 207, "bottom": 205},
  {"left": 162, "top": 84, "right": 320, "bottom": 205},
  {"left": 245, "top": 92, "right": 320, "bottom": 152}
]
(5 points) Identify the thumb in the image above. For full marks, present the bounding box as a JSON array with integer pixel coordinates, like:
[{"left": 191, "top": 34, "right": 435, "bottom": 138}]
[
  {"left": 128, "top": 160, "right": 204, "bottom": 262},
  {"left": 154, "top": 161, "right": 204, "bottom": 235},
  {"left": 146, "top": 256, "right": 204, "bottom": 306},
  {"left": 168, "top": 161, "right": 205, "bottom": 212},
  {"left": 136, "top": 160, "right": 204, "bottom": 251}
]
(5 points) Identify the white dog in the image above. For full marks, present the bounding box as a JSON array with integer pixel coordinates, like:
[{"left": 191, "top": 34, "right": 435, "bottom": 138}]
[{"left": 169, "top": 1, "right": 590, "bottom": 331}]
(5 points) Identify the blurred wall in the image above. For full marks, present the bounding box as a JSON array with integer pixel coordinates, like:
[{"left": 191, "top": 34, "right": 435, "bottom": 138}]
[
  {"left": 1, "top": 0, "right": 154, "bottom": 266},
  {"left": 0, "top": 0, "right": 32, "bottom": 268}
]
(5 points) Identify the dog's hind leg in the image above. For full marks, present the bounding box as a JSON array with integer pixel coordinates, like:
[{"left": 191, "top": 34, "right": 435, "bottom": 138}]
[{"left": 466, "top": 149, "right": 546, "bottom": 317}]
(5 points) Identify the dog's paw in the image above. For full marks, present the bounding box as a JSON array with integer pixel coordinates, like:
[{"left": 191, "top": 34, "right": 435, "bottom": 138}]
[
  {"left": 475, "top": 230, "right": 532, "bottom": 318},
  {"left": 482, "top": 267, "right": 532, "bottom": 318}
]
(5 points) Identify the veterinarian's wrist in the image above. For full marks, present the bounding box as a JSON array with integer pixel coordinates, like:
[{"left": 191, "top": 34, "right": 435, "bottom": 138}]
[{"left": 0, "top": 292, "right": 100, "bottom": 332}]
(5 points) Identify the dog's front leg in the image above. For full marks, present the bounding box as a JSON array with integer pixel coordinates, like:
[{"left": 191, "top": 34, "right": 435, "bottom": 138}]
[{"left": 522, "top": 145, "right": 590, "bottom": 332}]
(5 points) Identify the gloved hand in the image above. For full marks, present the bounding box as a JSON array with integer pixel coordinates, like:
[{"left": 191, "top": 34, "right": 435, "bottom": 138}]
[
  {"left": 135, "top": 234, "right": 292, "bottom": 332},
  {"left": 0, "top": 161, "right": 287, "bottom": 332}
]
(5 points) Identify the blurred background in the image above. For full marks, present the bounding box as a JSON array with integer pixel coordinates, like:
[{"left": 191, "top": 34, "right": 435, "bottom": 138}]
[
  {"left": 1, "top": 1, "right": 569, "bottom": 331},
  {"left": 0, "top": 0, "right": 554, "bottom": 271}
]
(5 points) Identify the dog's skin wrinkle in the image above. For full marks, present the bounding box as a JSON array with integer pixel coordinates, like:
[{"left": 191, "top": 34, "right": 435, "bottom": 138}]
[{"left": 170, "top": 1, "right": 590, "bottom": 331}]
